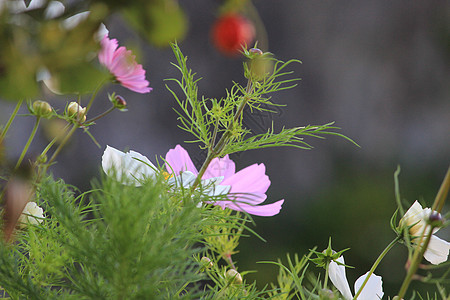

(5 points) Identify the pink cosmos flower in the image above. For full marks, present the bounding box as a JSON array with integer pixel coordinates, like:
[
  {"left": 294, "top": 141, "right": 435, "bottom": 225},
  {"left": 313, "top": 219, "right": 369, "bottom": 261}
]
[
  {"left": 98, "top": 35, "right": 152, "bottom": 94},
  {"left": 165, "top": 145, "right": 284, "bottom": 216}
]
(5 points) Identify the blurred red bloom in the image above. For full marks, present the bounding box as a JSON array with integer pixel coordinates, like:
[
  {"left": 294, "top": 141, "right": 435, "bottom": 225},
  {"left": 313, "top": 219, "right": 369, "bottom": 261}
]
[{"left": 211, "top": 14, "right": 255, "bottom": 56}]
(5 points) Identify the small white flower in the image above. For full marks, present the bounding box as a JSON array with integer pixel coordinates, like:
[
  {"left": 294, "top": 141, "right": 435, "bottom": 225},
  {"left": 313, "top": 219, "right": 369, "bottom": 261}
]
[
  {"left": 18, "top": 202, "right": 44, "bottom": 226},
  {"left": 329, "top": 256, "right": 384, "bottom": 300},
  {"left": 102, "top": 145, "right": 157, "bottom": 186},
  {"left": 400, "top": 200, "right": 450, "bottom": 265}
]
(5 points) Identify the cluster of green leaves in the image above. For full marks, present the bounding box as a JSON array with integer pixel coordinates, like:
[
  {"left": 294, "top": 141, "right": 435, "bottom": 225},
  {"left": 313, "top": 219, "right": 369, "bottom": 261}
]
[
  {"left": 167, "top": 43, "right": 357, "bottom": 160},
  {"left": 0, "top": 173, "right": 209, "bottom": 299}
]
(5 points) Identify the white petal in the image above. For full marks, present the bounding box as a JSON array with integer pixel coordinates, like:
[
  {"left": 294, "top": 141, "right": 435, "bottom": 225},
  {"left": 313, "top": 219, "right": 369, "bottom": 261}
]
[
  {"left": 423, "top": 235, "right": 450, "bottom": 265},
  {"left": 354, "top": 271, "right": 384, "bottom": 300},
  {"left": 328, "top": 256, "right": 353, "bottom": 300},
  {"left": 44, "top": 1, "right": 64, "bottom": 19},
  {"left": 102, "top": 146, "right": 156, "bottom": 186},
  {"left": 126, "top": 150, "right": 157, "bottom": 180},
  {"left": 205, "top": 184, "right": 231, "bottom": 197},
  {"left": 202, "top": 176, "right": 224, "bottom": 186},
  {"left": 62, "top": 11, "right": 90, "bottom": 30},
  {"left": 168, "top": 171, "right": 197, "bottom": 189}
]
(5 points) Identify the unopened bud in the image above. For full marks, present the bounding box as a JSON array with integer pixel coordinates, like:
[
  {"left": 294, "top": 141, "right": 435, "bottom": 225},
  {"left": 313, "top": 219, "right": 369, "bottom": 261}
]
[
  {"left": 113, "top": 95, "right": 127, "bottom": 111},
  {"left": 32, "top": 100, "right": 52, "bottom": 118},
  {"left": 66, "top": 102, "right": 86, "bottom": 123},
  {"left": 36, "top": 154, "right": 47, "bottom": 164},
  {"left": 247, "top": 53, "right": 273, "bottom": 82},
  {"left": 249, "top": 48, "right": 263, "bottom": 56},
  {"left": 428, "top": 212, "right": 444, "bottom": 228},
  {"left": 200, "top": 256, "right": 213, "bottom": 269},
  {"left": 225, "top": 269, "right": 242, "bottom": 284}
]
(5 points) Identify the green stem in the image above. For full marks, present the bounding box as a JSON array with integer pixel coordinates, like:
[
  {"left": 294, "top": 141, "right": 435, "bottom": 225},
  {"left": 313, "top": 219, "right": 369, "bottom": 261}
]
[
  {"left": 353, "top": 236, "right": 401, "bottom": 300},
  {"left": 394, "top": 166, "right": 405, "bottom": 216},
  {"left": 323, "top": 262, "right": 330, "bottom": 290},
  {"left": 46, "top": 124, "right": 78, "bottom": 166},
  {"left": 396, "top": 226, "right": 434, "bottom": 299},
  {"left": 84, "top": 106, "right": 116, "bottom": 124},
  {"left": 396, "top": 167, "right": 449, "bottom": 299},
  {"left": 431, "top": 166, "right": 450, "bottom": 213},
  {"left": 191, "top": 81, "right": 253, "bottom": 190},
  {"left": 40, "top": 123, "right": 71, "bottom": 158},
  {"left": 85, "top": 81, "right": 104, "bottom": 114},
  {"left": 15, "top": 117, "right": 41, "bottom": 170},
  {"left": 1, "top": 99, "right": 23, "bottom": 139}
]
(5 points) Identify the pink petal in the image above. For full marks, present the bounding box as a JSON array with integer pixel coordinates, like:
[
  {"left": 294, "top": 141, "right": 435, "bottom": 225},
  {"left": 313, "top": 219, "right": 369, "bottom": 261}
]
[
  {"left": 203, "top": 155, "right": 236, "bottom": 179},
  {"left": 165, "top": 145, "right": 198, "bottom": 175},
  {"left": 98, "top": 35, "right": 152, "bottom": 94},
  {"left": 222, "top": 163, "right": 270, "bottom": 197},
  {"left": 218, "top": 199, "right": 284, "bottom": 216}
]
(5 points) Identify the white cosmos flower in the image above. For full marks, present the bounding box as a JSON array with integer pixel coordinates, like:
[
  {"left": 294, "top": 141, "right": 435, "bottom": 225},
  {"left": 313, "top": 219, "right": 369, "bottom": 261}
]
[
  {"left": 329, "top": 256, "right": 384, "bottom": 300},
  {"left": 18, "top": 202, "right": 44, "bottom": 227},
  {"left": 102, "top": 146, "right": 231, "bottom": 198},
  {"left": 102, "top": 145, "right": 157, "bottom": 186},
  {"left": 400, "top": 200, "right": 450, "bottom": 265}
]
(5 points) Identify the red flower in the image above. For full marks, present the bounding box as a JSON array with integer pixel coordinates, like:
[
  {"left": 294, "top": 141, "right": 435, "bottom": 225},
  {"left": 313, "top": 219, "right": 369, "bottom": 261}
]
[{"left": 211, "top": 14, "right": 255, "bottom": 56}]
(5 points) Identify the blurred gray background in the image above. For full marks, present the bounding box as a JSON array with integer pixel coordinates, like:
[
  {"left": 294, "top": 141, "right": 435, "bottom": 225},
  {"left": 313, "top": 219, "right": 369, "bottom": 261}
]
[{"left": 1, "top": 0, "right": 449, "bottom": 296}]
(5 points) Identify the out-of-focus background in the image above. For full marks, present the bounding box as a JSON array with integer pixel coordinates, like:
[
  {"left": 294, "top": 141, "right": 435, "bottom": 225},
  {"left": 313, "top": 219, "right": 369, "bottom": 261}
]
[{"left": 1, "top": 0, "right": 449, "bottom": 296}]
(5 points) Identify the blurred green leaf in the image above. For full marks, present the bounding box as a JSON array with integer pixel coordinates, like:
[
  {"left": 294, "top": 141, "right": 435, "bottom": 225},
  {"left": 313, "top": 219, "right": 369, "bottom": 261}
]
[
  {"left": 55, "top": 62, "right": 109, "bottom": 94},
  {"left": 124, "top": 0, "right": 188, "bottom": 47}
]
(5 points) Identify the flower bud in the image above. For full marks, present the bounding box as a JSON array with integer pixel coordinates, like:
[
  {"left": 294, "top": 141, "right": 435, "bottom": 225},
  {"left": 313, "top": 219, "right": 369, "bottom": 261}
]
[
  {"left": 111, "top": 94, "right": 128, "bottom": 111},
  {"left": 36, "top": 154, "right": 48, "bottom": 164},
  {"left": 247, "top": 53, "right": 273, "bottom": 82},
  {"left": 249, "top": 48, "right": 263, "bottom": 56},
  {"left": 66, "top": 102, "right": 86, "bottom": 122},
  {"left": 200, "top": 256, "right": 213, "bottom": 269},
  {"left": 428, "top": 212, "right": 444, "bottom": 228},
  {"left": 225, "top": 269, "right": 242, "bottom": 284},
  {"left": 32, "top": 100, "right": 52, "bottom": 118}
]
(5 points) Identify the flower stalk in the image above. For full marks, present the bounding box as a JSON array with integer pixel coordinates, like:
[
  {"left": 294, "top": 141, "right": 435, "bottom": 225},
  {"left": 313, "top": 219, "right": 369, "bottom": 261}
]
[
  {"left": 15, "top": 116, "right": 41, "bottom": 170},
  {"left": 353, "top": 236, "right": 401, "bottom": 299},
  {"left": 396, "top": 167, "right": 449, "bottom": 299},
  {"left": 1, "top": 99, "right": 23, "bottom": 139},
  {"left": 192, "top": 81, "right": 254, "bottom": 190}
]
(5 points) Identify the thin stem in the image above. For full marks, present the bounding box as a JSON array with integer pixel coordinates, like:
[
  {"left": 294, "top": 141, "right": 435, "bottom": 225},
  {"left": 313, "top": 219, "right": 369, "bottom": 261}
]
[
  {"left": 47, "top": 124, "right": 78, "bottom": 166},
  {"left": 84, "top": 106, "right": 116, "bottom": 124},
  {"left": 396, "top": 168, "right": 449, "bottom": 299},
  {"left": 191, "top": 81, "right": 253, "bottom": 190},
  {"left": 323, "top": 262, "right": 329, "bottom": 290},
  {"left": 431, "top": 166, "right": 450, "bottom": 213},
  {"left": 40, "top": 123, "right": 71, "bottom": 158},
  {"left": 394, "top": 166, "right": 405, "bottom": 216},
  {"left": 1, "top": 99, "right": 23, "bottom": 139},
  {"left": 85, "top": 81, "right": 104, "bottom": 114},
  {"left": 396, "top": 226, "right": 434, "bottom": 299},
  {"left": 353, "top": 236, "right": 401, "bottom": 300},
  {"left": 224, "top": 253, "right": 236, "bottom": 270},
  {"left": 15, "top": 117, "right": 41, "bottom": 170}
]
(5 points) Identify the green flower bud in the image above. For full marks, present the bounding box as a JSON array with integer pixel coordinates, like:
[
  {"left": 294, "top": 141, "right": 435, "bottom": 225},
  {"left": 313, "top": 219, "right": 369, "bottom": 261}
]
[
  {"left": 225, "top": 269, "right": 242, "bottom": 284},
  {"left": 247, "top": 52, "right": 273, "bottom": 82},
  {"left": 111, "top": 94, "right": 128, "bottom": 111},
  {"left": 66, "top": 102, "right": 87, "bottom": 123},
  {"left": 32, "top": 100, "right": 52, "bottom": 118},
  {"left": 200, "top": 256, "right": 213, "bottom": 269}
]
